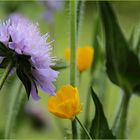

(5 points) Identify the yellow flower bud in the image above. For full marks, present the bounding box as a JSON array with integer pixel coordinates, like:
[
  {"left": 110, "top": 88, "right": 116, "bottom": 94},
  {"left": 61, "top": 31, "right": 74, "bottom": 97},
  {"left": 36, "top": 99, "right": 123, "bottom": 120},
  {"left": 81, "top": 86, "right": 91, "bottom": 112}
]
[
  {"left": 48, "top": 85, "right": 82, "bottom": 119},
  {"left": 77, "top": 46, "right": 94, "bottom": 72},
  {"left": 65, "top": 46, "right": 94, "bottom": 72}
]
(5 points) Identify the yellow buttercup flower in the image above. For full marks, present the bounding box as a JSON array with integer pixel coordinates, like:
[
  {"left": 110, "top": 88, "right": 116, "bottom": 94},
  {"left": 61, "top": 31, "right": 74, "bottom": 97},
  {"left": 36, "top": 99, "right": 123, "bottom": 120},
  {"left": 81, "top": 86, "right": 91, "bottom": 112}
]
[
  {"left": 48, "top": 85, "right": 82, "bottom": 119},
  {"left": 65, "top": 46, "right": 94, "bottom": 72}
]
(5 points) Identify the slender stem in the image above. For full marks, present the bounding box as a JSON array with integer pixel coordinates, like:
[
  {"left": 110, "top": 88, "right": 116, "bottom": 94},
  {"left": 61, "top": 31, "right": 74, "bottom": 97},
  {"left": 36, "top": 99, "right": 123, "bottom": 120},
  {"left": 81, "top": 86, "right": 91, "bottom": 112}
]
[
  {"left": 84, "top": 91, "right": 91, "bottom": 128},
  {"left": 70, "top": 0, "right": 77, "bottom": 86},
  {"left": 70, "top": 0, "right": 78, "bottom": 139},
  {"left": 5, "top": 80, "right": 23, "bottom": 139},
  {"left": 75, "top": 116, "right": 92, "bottom": 140},
  {"left": 83, "top": 78, "right": 94, "bottom": 128},
  {"left": 71, "top": 119, "right": 78, "bottom": 139},
  {"left": 112, "top": 91, "right": 131, "bottom": 139},
  {"left": 77, "top": 0, "right": 85, "bottom": 36},
  {"left": 0, "top": 60, "right": 14, "bottom": 91}
]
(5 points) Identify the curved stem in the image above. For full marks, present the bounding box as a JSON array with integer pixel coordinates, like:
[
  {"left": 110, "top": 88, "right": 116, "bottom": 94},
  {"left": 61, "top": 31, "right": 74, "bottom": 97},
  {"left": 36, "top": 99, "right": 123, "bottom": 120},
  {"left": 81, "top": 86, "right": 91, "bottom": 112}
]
[
  {"left": 4, "top": 80, "right": 23, "bottom": 139},
  {"left": 70, "top": 0, "right": 78, "bottom": 139},
  {"left": 0, "top": 60, "right": 14, "bottom": 90},
  {"left": 75, "top": 116, "right": 92, "bottom": 140}
]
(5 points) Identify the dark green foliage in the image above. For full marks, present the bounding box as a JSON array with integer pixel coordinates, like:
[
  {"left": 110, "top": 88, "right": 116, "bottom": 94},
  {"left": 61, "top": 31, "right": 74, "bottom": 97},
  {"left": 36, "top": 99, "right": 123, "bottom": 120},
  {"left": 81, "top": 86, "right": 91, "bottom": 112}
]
[
  {"left": 0, "top": 130, "right": 4, "bottom": 138},
  {"left": 16, "top": 55, "right": 36, "bottom": 99},
  {"left": 90, "top": 87, "right": 116, "bottom": 139},
  {"left": 16, "top": 68, "right": 31, "bottom": 99},
  {"left": 0, "top": 42, "right": 13, "bottom": 57},
  {"left": 0, "top": 58, "right": 9, "bottom": 68},
  {"left": 99, "top": 1, "right": 140, "bottom": 94},
  {"left": 0, "top": 40, "right": 37, "bottom": 99}
]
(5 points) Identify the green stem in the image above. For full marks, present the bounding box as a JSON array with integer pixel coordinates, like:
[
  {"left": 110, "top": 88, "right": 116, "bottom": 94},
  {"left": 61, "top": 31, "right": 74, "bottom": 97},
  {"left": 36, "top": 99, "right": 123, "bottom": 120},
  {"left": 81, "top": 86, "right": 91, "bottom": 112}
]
[
  {"left": 112, "top": 91, "right": 131, "bottom": 139},
  {"left": 77, "top": 0, "right": 85, "bottom": 36},
  {"left": 71, "top": 119, "right": 78, "bottom": 139},
  {"left": 75, "top": 116, "right": 92, "bottom": 140},
  {"left": 84, "top": 91, "right": 91, "bottom": 128},
  {"left": 70, "top": 0, "right": 77, "bottom": 86},
  {"left": 0, "top": 60, "right": 14, "bottom": 90},
  {"left": 4, "top": 80, "right": 23, "bottom": 139},
  {"left": 83, "top": 78, "right": 94, "bottom": 129},
  {"left": 70, "top": 0, "right": 78, "bottom": 139}
]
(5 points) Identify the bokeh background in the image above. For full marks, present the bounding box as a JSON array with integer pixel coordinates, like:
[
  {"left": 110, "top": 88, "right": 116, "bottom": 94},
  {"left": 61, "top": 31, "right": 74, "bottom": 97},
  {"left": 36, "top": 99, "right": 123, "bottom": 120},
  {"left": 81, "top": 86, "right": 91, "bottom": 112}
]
[{"left": 0, "top": 1, "right": 140, "bottom": 139}]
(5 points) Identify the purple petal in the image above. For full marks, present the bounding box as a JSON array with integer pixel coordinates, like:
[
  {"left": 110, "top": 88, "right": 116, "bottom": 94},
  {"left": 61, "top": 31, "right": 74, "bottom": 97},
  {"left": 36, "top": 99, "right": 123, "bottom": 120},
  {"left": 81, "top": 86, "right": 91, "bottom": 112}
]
[
  {"left": 8, "top": 42, "right": 16, "bottom": 50},
  {"left": 30, "top": 82, "right": 40, "bottom": 100},
  {"left": 47, "top": 0, "right": 64, "bottom": 11},
  {"left": 33, "top": 68, "right": 59, "bottom": 96}
]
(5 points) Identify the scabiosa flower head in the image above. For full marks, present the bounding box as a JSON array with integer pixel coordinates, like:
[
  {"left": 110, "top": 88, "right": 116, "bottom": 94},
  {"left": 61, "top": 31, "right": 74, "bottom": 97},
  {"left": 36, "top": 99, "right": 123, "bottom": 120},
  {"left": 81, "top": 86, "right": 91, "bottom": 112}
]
[{"left": 0, "top": 14, "right": 59, "bottom": 100}]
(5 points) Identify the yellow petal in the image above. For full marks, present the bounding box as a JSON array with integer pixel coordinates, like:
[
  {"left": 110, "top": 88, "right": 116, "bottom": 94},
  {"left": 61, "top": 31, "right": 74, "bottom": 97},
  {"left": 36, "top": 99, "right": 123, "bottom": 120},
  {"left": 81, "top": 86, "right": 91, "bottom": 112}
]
[
  {"left": 65, "top": 46, "right": 94, "bottom": 72},
  {"left": 77, "top": 46, "right": 94, "bottom": 72},
  {"left": 48, "top": 85, "right": 82, "bottom": 119}
]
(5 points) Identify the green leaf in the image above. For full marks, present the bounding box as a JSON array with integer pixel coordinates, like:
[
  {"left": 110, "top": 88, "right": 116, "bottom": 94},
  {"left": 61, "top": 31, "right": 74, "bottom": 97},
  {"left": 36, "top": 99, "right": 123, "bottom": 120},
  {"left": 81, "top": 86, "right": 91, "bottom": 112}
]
[
  {"left": 90, "top": 87, "right": 116, "bottom": 139},
  {"left": 16, "top": 67, "right": 31, "bottom": 99},
  {"left": 51, "top": 59, "right": 68, "bottom": 70},
  {"left": 128, "top": 26, "right": 136, "bottom": 50},
  {"left": 0, "top": 58, "right": 9, "bottom": 68},
  {"left": 99, "top": 1, "right": 140, "bottom": 94},
  {"left": 91, "top": 15, "right": 101, "bottom": 74},
  {"left": 4, "top": 79, "right": 24, "bottom": 139},
  {"left": 16, "top": 55, "right": 33, "bottom": 98},
  {"left": 0, "top": 42, "right": 10, "bottom": 56}
]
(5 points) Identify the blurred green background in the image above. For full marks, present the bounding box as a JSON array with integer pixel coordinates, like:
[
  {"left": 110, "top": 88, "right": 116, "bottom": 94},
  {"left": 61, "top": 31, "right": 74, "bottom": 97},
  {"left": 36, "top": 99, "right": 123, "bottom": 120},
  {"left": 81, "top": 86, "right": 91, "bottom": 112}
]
[{"left": 0, "top": 1, "right": 140, "bottom": 139}]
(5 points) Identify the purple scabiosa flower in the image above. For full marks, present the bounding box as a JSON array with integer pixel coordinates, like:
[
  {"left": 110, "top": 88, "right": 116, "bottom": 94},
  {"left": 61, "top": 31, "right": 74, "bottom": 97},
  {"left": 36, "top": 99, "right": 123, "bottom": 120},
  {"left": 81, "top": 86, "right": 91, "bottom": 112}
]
[
  {"left": 40, "top": 0, "right": 64, "bottom": 24},
  {"left": 0, "top": 14, "right": 59, "bottom": 100},
  {"left": 47, "top": 0, "right": 64, "bottom": 11},
  {"left": 42, "top": 11, "right": 54, "bottom": 24}
]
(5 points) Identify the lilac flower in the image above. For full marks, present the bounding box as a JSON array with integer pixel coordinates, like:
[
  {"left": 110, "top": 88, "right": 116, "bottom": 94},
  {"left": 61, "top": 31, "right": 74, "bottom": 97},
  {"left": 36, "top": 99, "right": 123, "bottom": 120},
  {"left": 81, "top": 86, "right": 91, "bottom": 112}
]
[
  {"left": 47, "top": 0, "right": 64, "bottom": 11},
  {"left": 42, "top": 11, "right": 53, "bottom": 23},
  {"left": 0, "top": 14, "right": 59, "bottom": 100},
  {"left": 40, "top": 0, "right": 64, "bottom": 24}
]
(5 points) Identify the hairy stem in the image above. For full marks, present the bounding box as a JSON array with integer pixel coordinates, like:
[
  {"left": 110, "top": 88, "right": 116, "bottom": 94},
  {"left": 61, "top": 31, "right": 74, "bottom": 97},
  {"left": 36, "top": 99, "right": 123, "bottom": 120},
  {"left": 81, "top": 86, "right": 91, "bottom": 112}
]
[
  {"left": 75, "top": 116, "right": 92, "bottom": 140},
  {"left": 70, "top": 0, "right": 78, "bottom": 139}
]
